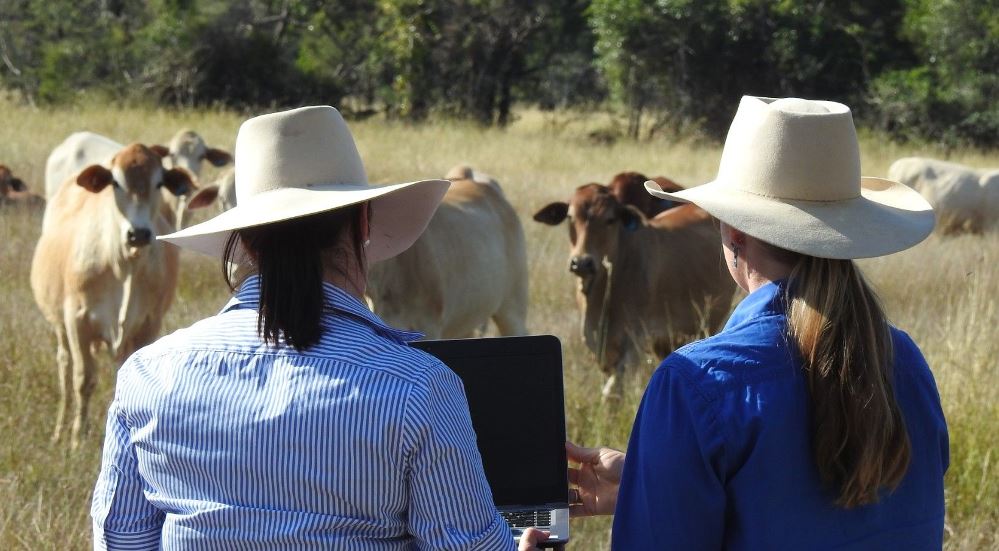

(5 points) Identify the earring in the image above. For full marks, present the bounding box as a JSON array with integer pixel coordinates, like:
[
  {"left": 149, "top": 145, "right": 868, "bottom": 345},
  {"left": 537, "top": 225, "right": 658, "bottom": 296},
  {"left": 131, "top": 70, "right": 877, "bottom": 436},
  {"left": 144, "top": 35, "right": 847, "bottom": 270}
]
[
  {"left": 363, "top": 239, "right": 371, "bottom": 248},
  {"left": 730, "top": 242, "right": 739, "bottom": 269}
]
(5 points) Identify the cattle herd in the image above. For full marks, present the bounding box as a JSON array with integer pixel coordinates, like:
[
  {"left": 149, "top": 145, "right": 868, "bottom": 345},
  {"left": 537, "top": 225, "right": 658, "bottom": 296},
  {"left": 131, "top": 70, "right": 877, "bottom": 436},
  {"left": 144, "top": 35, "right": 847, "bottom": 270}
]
[{"left": 1, "top": 126, "right": 997, "bottom": 448}]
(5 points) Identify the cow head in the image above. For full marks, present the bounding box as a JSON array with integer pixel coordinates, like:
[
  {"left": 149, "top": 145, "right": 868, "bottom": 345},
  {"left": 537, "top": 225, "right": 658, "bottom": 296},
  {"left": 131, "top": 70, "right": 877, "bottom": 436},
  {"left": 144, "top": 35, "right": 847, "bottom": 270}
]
[
  {"left": 156, "top": 129, "right": 233, "bottom": 178},
  {"left": 76, "top": 144, "right": 193, "bottom": 251},
  {"left": 608, "top": 171, "right": 681, "bottom": 218},
  {"left": 534, "top": 183, "right": 643, "bottom": 294}
]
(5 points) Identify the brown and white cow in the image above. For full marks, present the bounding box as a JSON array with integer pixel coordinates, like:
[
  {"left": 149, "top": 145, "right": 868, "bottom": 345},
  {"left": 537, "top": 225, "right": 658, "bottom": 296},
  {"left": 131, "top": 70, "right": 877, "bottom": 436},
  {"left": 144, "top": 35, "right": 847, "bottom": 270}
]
[
  {"left": 31, "top": 144, "right": 192, "bottom": 448},
  {"left": 367, "top": 165, "right": 528, "bottom": 338},
  {"left": 534, "top": 184, "right": 735, "bottom": 396},
  {"left": 608, "top": 171, "right": 683, "bottom": 218},
  {"left": 44, "top": 130, "right": 231, "bottom": 230},
  {"left": 0, "top": 164, "right": 44, "bottom": 208}
]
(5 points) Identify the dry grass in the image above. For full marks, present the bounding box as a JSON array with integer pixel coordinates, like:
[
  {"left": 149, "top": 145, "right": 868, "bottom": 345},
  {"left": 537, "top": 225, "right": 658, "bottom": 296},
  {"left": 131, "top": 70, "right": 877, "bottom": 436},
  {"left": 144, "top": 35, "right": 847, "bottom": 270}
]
[{"left": 0, "top": 96, "right": 996, "bottom": 549}]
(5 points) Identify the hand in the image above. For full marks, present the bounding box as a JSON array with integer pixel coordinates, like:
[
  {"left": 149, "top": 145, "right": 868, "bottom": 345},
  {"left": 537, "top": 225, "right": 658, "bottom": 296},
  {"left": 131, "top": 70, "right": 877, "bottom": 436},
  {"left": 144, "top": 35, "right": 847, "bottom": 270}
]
[
  {"left": 566, "top": 441, "right": 625, "bottom": 517},
  {"left": 518, "top": 527, "right": 564, "bottom": 551}
]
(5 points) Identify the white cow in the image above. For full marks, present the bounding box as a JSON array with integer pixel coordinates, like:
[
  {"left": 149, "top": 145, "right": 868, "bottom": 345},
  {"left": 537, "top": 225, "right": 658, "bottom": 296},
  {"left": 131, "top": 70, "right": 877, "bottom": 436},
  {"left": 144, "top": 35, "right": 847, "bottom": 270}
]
[
  {"left": 44, "top": 129, "right": 231, "bottom": 229},
  {"left": 366, "top": 165, "right": 528, "bottom": 338},
  {"left": 888, "top": 157, "right": 999, "bottom": 234},
  {"left": 31, "top": 144, "right": 192, "bottom": 448}
]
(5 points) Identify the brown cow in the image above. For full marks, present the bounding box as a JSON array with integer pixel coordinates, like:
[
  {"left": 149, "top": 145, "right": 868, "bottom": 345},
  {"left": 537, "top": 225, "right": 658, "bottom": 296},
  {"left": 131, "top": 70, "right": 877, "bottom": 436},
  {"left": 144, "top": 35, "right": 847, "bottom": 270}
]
[
  {"left": 608, "top": 171, "right": 683, "bottom": 218},
  {"left": 31, "top": 144, "right": 192, "bottom": 448},
  {"left": 534, "top": 184, "right": 735, "bottom": 396},
  {"left": 367, "top": 165, "right": 528, "bottom": 338},
  {"left": 0, "top": 164, "right": 44, "bottom": 208}
]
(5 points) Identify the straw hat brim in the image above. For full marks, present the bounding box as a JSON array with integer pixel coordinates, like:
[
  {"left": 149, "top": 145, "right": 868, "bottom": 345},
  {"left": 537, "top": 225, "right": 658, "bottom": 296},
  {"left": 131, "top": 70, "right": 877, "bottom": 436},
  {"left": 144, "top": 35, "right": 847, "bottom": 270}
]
[
  {"left": 159, "top": 178, "right": 450, "bottom": 262},
  {"left": 646, "top": 177, "right": 935, "bottom": 259}
]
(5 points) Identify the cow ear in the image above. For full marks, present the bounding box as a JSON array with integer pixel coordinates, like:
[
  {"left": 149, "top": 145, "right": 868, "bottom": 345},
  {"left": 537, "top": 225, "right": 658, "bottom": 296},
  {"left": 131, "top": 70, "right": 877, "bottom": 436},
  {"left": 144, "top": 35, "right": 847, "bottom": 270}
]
[
  {"left": 150, "top": 145, "right": 170, "bottom": 158},
  {"left": 10, "top": 178, "right": 27, "bottom": 192},
  {"left": 161, "top": 168, "right": 193, "bottom": 196},
  {"left": 619, "top": 205, "right": 643, "bottom": 232},
  {"left": 533, "top": 202, "right": 569, "bottom": 225},
  {"left": 204, "top": 148, "right": 233, "bottom": 167},
  {"left": 76, "top": 165, "right": 114, "bottom": 193},
  {"left": 187, "top": 184, "right": 219, "bottom": 210}
]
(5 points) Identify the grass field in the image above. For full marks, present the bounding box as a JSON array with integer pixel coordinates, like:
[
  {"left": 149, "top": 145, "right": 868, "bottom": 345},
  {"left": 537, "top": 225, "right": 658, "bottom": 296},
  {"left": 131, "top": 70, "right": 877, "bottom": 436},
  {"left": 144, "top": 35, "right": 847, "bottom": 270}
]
[{"left": 1, "top": 96, "right": 996, "bottom": 549}]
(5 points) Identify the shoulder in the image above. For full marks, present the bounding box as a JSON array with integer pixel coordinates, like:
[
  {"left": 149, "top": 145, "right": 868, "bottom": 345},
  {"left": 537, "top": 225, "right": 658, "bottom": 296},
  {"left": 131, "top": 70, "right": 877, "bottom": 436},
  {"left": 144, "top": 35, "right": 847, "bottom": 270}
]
[{"left": 661, "top": 312, "right": 796, "bottom": 400}]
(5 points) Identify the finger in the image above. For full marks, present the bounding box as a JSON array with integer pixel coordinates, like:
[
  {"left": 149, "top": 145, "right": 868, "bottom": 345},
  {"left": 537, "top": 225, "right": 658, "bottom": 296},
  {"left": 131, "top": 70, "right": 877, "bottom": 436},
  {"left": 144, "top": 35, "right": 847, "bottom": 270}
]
[
  {"left": 567, "top": 467, "right": 580, "bottom": 486},
  {"left": 518, "top": 527, "right": 550, "bottom": 551},
  {"left": 566, "top": 441, "right": 601, "bottom": 464}
]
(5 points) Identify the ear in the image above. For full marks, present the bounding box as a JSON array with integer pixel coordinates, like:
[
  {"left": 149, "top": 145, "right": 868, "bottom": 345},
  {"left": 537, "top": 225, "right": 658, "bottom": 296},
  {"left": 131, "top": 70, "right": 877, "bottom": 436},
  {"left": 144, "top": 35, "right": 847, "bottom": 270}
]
[
  {"left": 150, "top": 145, "right": 170, "bottom": 158},
  {"left": 186, "top": 184, "right": 219, "bottom": 209},
  {"left": 76, "top": 165, "right": 114, "bottom": 193},
  {"left": 619, "top": 204, "right": 644, "bottom": 232},
  {"left": 204, "top": 148, "right": 233, "bottom": 167},
  {"left": 533, "top": 202, "right": 569, "bottom": 225},
  {"left": 10, "top": 178, "right": 27, "bottom": 192},
  {"left": 161, "top": 168, "right": 193, "bottom": 196}
]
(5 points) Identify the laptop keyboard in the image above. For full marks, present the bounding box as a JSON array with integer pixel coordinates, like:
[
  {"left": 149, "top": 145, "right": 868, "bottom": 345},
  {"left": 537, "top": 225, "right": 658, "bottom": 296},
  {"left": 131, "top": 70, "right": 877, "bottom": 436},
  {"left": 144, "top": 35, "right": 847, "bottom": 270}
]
[{"left": 501, "top": 510, "right": 552, "bottom": 528}]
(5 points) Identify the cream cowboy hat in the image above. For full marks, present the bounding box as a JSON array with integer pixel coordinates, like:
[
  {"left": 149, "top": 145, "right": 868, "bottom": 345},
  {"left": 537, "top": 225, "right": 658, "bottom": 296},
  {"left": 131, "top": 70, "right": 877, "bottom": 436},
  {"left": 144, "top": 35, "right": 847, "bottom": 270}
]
[
  {"left": 159, "top": 105, "right": 449, "bottom": 262},
  {"left": 646, "top": 96, "right": 935, "bottom": 259}
]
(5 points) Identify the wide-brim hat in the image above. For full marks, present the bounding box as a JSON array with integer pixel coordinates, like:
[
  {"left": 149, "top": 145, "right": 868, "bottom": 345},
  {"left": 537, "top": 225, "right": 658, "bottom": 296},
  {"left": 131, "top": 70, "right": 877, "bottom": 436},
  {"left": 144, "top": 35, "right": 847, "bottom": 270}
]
[
  {"left": 159, "top": 105, "right": 450, "bottom": 263},
  {"left": 645, "top": 96, "right": 934, "bottom": 259}
]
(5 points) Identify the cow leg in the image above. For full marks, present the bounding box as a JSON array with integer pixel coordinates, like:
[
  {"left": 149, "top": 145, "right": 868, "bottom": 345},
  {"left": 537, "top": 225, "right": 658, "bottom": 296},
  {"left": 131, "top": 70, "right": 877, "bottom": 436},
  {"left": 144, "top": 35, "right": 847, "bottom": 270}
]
[
  {"left": 50, "top": 326, "right": 72, "bottom": 444},
  {"left": 492, "top": 301, "right": 528, "bottom": 337},
  {"left": 64, "top": 309, "right": 97, "bottom": 450}
]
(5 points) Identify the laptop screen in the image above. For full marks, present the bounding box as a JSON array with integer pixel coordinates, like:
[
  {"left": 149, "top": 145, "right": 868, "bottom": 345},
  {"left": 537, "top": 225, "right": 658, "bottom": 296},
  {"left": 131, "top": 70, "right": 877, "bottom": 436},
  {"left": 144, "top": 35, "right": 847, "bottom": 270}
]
[{"left": 412, "top": 336, "right": 568, "bottom": 507}]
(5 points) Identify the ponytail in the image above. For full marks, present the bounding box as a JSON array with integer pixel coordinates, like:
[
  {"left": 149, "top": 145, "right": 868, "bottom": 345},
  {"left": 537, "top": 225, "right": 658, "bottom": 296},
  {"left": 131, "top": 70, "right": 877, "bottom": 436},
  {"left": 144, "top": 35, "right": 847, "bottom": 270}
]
[
  {"left": 222, "top": 204, "right": 367, "bottom": 351},
  {"left": 785, "top": 255, "right": 911, "bottom": 508}
]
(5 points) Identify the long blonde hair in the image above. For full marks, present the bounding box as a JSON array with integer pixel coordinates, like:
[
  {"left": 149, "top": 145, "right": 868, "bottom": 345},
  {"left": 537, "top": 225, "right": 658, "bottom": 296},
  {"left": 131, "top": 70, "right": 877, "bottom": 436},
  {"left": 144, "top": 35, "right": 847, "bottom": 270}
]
[{"left": 785, "top": 255, "right": 911, "bottom": 508}]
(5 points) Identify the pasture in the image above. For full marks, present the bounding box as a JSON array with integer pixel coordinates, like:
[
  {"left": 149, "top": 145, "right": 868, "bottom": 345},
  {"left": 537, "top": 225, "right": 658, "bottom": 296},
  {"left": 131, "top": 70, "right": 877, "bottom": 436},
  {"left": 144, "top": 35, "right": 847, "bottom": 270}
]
[{"left": 0, "top": 96, "right": 996, "bottom": 549}]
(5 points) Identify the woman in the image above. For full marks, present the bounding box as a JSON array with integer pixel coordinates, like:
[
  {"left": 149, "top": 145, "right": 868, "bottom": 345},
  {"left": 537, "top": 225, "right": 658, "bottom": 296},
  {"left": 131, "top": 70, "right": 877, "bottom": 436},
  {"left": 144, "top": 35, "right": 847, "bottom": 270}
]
[
  {"left": 568, "top": 97, "right": 948, "bottom": 549},
  {"left": 90, "top": 106, "right": 545, "bottom": 550}
]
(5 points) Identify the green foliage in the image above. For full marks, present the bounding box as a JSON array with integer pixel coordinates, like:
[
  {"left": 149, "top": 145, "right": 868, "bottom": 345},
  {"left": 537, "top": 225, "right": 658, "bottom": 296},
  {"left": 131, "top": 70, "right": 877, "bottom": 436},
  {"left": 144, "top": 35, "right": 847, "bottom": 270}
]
[
  {"left": 867, "top": 0, "right": 999, "bottom": 147},
  {"left": 0, "top": 0, "right": 995, "bottom": 145}
]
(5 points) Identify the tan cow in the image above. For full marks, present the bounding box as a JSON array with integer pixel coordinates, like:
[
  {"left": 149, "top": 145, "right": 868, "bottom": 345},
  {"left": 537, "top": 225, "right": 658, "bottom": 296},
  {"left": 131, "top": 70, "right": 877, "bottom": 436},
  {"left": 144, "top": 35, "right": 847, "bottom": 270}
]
[
  {"left": 31, "top": 144, "right": 192, "bottom": 448},
  {"left": 888, "top": 157, "right": 998, "bottom": 234},
  {"left": 367, "top": 165, "right": 528, "bottom": 338},
  {"left": 608, "top": 171, "right": 683, "bottom": 218},
  {"left": 44, "top": 130, "right": 230, "bottom": 229},
  {"left": 0, "top": 164, "right": 44, "bottom": 208},
  {"left": 534, "top": 184, "right": 735, "bottom": 396}
]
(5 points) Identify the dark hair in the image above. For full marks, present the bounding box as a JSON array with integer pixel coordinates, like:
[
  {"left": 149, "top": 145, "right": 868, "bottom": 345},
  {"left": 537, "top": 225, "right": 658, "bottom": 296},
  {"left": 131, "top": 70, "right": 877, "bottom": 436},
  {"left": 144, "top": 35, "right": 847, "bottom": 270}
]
[
  {"left": 785, "top": 255, "right": 911, "bottom": 508},
  {"left": 222, "top": 203, "right": 368, "bottom": 351}
]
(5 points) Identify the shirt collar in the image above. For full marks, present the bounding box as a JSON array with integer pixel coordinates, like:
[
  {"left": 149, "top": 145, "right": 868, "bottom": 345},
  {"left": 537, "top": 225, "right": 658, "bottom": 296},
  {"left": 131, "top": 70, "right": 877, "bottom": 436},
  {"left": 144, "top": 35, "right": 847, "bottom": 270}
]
[
  {"left": 723, "top": 279, "right": 788, "bottom": 331},
  {"left": 221, "top": 275, "right": 424, "bottom": 344}
]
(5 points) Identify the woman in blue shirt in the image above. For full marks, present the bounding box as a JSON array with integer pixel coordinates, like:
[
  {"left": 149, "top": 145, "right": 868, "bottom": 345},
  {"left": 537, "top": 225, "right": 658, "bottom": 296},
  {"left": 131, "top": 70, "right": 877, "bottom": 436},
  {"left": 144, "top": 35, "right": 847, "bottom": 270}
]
[
  {"left": 567, "top": 97, "right": 948, "bottom": 549},
  {"left": 91, "top": 106, "right": 544, "bottom": 550}
]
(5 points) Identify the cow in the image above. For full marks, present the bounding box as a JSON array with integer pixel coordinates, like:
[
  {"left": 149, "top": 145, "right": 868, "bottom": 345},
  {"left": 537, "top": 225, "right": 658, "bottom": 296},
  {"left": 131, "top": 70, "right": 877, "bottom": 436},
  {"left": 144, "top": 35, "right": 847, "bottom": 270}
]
[
  {"left": 30, "top": 144, "right": 192, "bottom": 448},
  {"left": 608, "top": 171, "right": 683, "bottom": 218},
  {"left": 887, "top": 157, "right": 999, "bottom": 234},
  {"left": 534, "top": 184, "right": 735, "bottom": 397},
  {"left": 0, "top": 164, "right": 44, "bottom": 208},
  {"left": 44, "top": 130, "right": 231, "bottom": 229},
  {"left": 366, "top": 165, "right": 528, "bottom": 338}
]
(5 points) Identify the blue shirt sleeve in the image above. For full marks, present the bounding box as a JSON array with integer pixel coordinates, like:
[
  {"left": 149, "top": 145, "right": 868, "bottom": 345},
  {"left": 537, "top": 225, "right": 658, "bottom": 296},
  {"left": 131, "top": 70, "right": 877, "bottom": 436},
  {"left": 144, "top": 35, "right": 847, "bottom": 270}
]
[
  {"left": 402, "top": 361, "right": 514, "bottom": 550},
  {"left": 92, "top": 368, "right": 165, "bottom": 550},
  {"left": 612, "top": 356, "right": 727, "bottom": 550}
]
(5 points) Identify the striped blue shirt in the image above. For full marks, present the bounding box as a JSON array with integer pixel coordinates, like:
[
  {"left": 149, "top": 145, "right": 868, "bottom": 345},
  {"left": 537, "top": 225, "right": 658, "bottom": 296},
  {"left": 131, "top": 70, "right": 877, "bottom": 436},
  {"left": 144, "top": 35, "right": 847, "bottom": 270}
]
[{"left": 92, "top": 276, "right": 516, "bottom": 550}]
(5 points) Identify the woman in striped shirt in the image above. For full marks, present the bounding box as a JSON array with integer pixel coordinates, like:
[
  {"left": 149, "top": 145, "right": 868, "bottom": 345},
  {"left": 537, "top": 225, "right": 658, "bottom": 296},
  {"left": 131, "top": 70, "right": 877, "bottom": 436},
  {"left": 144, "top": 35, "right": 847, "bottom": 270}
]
[{"left": 92, "top": 106, "right": 547, "bottom": 550}]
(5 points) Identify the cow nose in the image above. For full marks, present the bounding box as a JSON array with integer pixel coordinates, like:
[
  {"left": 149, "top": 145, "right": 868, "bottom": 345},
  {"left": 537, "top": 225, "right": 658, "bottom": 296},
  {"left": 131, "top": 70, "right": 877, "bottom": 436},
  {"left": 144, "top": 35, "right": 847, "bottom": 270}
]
[
  {"left": 127, "top": 228, "right": 152, "bottom": 247},
  {"left": 569, "top": 255, "right": 596, "bottom": 276}
]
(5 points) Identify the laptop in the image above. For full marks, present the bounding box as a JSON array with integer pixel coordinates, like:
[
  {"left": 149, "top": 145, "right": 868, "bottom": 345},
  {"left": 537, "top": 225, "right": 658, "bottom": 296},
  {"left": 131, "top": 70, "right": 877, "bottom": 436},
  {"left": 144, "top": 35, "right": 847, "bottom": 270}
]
[{"left": 411, "top": 335, "right": 570, "bottom": 545}]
